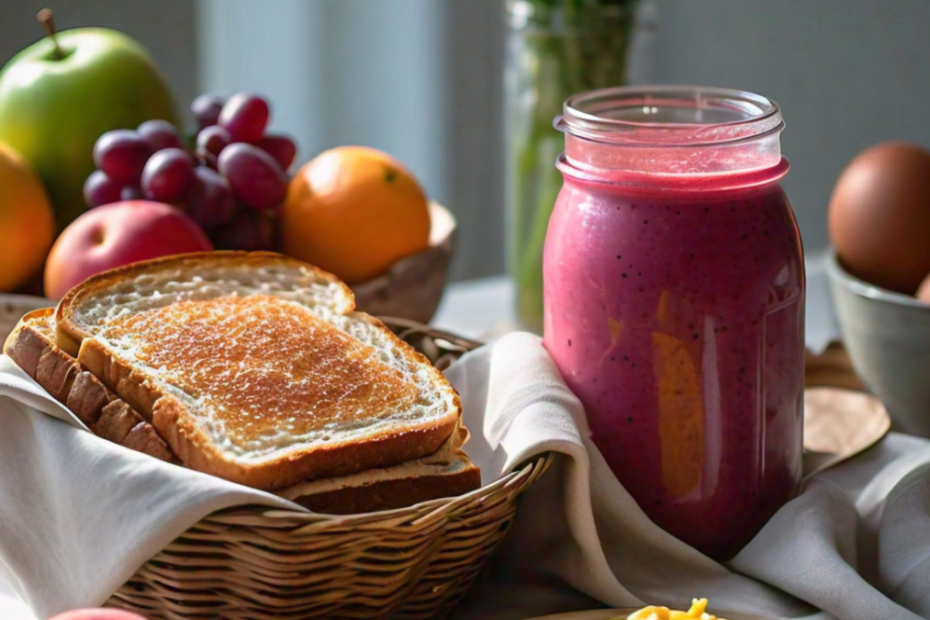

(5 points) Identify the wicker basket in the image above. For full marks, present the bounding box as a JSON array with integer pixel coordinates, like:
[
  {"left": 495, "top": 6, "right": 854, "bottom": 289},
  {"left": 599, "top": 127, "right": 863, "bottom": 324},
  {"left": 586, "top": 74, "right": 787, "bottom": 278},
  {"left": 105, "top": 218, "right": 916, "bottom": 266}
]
[{"left": 105, "top": 318, "right": 553, "bottom": 620}]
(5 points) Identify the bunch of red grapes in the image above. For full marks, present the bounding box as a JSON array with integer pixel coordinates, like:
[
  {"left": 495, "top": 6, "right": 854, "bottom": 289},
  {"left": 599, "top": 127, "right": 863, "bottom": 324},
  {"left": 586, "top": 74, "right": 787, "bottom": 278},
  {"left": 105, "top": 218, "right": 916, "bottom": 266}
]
[{"left": 83, "top": 92, "right": 296, "bottom": 251}]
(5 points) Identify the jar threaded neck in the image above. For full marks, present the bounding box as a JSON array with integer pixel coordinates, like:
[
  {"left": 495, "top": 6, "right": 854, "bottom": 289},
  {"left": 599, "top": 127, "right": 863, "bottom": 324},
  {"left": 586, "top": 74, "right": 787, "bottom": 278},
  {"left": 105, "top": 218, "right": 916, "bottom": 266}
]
[{"left": 556, "top": 85, "right": 785, "bottom": 176}]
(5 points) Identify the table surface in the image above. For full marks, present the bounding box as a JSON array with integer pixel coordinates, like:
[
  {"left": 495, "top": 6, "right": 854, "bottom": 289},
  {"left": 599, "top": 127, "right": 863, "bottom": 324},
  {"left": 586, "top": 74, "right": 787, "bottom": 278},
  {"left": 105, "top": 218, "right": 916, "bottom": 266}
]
[
  {"left": 0, "top": 260, "right": 839, "bottom": 619},
  {"left": 433, "top": 274, "right": 517, "bottom": 339}
]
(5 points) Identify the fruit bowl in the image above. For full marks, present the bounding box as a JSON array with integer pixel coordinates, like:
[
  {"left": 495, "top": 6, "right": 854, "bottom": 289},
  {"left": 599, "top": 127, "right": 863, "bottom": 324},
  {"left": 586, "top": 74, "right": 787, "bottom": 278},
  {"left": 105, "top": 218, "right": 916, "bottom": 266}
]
[{"left": 351, "top": 202, "right": 456, "bottom": 324}]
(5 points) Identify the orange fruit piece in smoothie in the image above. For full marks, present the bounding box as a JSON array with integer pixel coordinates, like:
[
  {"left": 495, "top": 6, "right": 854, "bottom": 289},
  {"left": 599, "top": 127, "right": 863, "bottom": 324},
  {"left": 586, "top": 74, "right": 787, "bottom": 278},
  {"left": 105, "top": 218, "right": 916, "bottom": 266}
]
[{"left": 281, "top": 146, "right": 431, "bottom": 284}]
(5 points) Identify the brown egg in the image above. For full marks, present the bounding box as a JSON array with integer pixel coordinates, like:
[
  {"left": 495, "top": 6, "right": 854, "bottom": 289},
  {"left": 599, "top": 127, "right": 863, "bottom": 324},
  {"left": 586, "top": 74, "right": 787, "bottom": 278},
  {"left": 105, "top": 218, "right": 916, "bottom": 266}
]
[{"left": 828, "top": 141, "right": 930, "bottom": 294}]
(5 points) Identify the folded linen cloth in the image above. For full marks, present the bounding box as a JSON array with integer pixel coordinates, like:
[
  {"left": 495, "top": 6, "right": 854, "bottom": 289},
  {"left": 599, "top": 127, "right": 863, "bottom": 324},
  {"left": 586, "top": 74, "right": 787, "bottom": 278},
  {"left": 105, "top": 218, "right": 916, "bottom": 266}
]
[
  {"left": 445, "top": 333, "right": 928, "bottom": 620},
  {"left": 0, "top": 356, "right": 300, "bottom": 619},
  {"left": 0, "top": 331, "right": 926, "bottom": 620}
]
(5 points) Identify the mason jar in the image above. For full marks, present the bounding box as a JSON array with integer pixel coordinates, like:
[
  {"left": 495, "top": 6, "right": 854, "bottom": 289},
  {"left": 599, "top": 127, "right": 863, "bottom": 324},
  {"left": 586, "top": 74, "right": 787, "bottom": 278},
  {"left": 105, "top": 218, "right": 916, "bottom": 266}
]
[{"left": 543, "top": 85, "right": 805, "bottom": 560}]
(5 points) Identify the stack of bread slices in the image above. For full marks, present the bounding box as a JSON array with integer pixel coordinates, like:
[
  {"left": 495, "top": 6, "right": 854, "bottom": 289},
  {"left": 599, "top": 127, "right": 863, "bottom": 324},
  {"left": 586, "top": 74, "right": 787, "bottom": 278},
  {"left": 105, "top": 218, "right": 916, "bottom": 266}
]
[{"left": 4, "top": 252, "right": 480, "bottom": 514}]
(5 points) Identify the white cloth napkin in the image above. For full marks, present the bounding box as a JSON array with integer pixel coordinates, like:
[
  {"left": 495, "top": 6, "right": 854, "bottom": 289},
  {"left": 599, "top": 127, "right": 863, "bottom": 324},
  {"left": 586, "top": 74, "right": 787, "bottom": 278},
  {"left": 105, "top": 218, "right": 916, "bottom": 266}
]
[
  {"left": 0, "top": 356, "right": 304, "bottom": 619},
  {"left": 0, "top": 329, "right": 925, "bottom": 620},
  {"left": 444, "top": 333, "right": 930, "bottom": 620}
]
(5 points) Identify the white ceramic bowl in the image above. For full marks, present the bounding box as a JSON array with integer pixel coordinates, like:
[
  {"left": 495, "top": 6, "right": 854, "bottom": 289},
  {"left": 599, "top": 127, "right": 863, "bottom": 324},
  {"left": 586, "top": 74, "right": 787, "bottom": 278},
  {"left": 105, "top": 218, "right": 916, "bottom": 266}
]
[{"left": 826, "top": 251, "right": 930, "bottom": 437}]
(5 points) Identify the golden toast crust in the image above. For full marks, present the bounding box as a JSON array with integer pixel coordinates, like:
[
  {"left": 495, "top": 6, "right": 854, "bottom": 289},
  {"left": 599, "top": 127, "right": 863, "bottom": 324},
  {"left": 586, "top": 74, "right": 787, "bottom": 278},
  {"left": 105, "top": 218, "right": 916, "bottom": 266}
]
[
  {"left": 55, "top": 251, "right": 354, "bottom": 352},
  {"left": 55, "top": 251, "right": 463, "bottom": 492}
]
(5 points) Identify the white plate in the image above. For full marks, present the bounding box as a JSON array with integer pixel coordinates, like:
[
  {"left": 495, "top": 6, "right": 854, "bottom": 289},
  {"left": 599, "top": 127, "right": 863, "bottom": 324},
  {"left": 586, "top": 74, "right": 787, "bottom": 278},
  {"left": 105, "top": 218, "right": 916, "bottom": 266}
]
[{"left": 523, "top": 608, "right": 781, "bottom": 620}]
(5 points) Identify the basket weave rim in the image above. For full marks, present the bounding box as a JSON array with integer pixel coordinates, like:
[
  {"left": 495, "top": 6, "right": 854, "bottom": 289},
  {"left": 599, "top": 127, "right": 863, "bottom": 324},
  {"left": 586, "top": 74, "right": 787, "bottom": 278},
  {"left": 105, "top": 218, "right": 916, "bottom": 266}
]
[
  {"left": 207, "top": 451, "right": 555, "bottom": 527},
  {"left": 378, "top": 316, "right": 485, "bottom": 350}
]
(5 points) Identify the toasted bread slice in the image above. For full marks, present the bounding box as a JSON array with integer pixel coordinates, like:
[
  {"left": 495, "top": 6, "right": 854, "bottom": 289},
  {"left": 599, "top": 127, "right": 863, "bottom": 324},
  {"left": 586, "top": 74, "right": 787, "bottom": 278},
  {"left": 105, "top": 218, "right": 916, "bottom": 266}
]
[
  {"left": 279, "top": 425, "right": 480, "bottom": 514},
  {"left": 5, "top": 309, "right": 479, "bottom": 511},
  {"left": 55, "top": 252, "right": 462, "bottom": 491},
  {"left": 4, "top": 308, "right": 175, "bottom": 462}
]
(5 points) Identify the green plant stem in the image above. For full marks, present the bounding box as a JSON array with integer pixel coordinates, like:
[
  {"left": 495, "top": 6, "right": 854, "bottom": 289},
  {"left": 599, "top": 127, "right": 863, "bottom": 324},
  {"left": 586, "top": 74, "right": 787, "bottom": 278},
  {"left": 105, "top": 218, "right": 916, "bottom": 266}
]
[{"left": 507, "top": 0, "right": 638, "bottom": 330}]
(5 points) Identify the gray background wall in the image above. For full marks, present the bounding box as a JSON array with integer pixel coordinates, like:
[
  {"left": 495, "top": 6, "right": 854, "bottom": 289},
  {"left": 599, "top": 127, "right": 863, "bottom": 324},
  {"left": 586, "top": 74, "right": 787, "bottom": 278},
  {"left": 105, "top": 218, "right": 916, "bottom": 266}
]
[
  {"left": 651, "top": 0, "right": 930, "bottom": 255},
  {"left": 1, "top": 0, "right": 927, "bottom": 279},
  {"left": 0, "top": 0, "right": 197, "bottom": 127},
  {"left": 196, "top": 0, "right": 505, "bottom": 282}
]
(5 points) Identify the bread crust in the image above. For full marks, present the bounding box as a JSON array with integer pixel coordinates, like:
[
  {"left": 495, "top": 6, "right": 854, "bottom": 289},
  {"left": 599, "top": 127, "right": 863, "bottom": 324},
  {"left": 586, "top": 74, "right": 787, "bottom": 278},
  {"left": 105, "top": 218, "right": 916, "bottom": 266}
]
[
  {"left": 3, "top": 308, "right": 53, "bottom": 378},
  {"left": 122, "top": 422, "right": 176, "bottom": 462},
  {"left": 67, "top": 371, "right": 112, "bottom": 427},
  {"left": 35, "top": 347, "right": 80, "bottom": 405},
  {"left": 95, "top": 400, "right": 144, "bottom": 444},
  {"left": 287, "top": 466, "right": 481, "bottom": 514},
  {"left": 56, "top": 251, "right": 355, "bottom": 351},
  {"left": 5, "top": 309, "right": 82, "bottom": 405},
  {"left": 5, "top": 309, "right": 174, "bottom": 462},
  {"left": 58, "top": 251, "right": 463, "bottom": 492},
  {"left": 278, "top": 425, "right": 481, "bottom": 514}
]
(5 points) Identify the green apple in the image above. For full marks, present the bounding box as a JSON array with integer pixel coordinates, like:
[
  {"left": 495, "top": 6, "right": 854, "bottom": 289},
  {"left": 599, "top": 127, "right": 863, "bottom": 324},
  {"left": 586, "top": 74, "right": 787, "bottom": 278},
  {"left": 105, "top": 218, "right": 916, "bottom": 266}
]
[{"left": 0, "top": 24, "right": 178, "bottom": 231}]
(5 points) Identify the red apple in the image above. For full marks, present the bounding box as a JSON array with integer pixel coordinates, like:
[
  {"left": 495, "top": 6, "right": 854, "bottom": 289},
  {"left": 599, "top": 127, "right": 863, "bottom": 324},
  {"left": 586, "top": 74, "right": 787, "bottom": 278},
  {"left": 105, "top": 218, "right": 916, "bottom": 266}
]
[
  {"left": 44, "top": 200, "right": 212, "bottom": 300},
  {"left": 48, "top": 609, "right": 150, "bottom": 620}
]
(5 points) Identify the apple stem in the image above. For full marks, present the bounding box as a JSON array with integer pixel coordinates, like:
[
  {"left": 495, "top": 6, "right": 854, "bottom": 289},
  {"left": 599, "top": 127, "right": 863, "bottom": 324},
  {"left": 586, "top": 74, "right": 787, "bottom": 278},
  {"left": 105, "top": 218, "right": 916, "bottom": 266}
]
[{"left": 36, "top": 9, "right": 65, "bottom": 60}]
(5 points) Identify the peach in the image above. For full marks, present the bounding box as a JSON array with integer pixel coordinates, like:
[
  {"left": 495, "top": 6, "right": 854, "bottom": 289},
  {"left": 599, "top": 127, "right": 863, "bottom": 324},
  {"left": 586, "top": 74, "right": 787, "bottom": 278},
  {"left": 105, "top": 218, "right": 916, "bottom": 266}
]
[{"left": 44, "top": 200, "right": 212, "bottom": 300}]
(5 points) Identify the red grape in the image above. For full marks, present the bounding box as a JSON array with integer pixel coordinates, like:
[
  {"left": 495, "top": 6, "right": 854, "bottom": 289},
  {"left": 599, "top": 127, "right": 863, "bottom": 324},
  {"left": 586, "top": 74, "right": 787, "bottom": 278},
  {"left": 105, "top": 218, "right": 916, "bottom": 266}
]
[
  {"left": 93, "top": 130, "right": 152, "bottom": 185},
  {"left": 141, "top": 148, "right": 196, "bottom": 203},
  {"left": 218, "top": 93, "right": 269, "bottom": 143},
  {"left": 196, "top": 125, "right": 232, "bottom": 158},
  {"left": 211, "top": 209, "right": 261, "bottom": 250},
  {"left": 199, "top": 152, "right": 219, "bottom": 171},
  {"left": 187, "top": 166, "right": 235, "bottom": 229},
  {"left": 254, "top": 211, "right": 276, "bottom": 249},
  {"left": 257, "top": 134, "right": 297, "bottom": 171},
  {"left": 138, "top": 119, "right": 184, "bottom": 152},
  {"left": 191, "top": 94, "right": 225, "bottom": 129},
  {"left": 83, "top": 170, "right": 123, "bottom": 207},
  {"left": 120, "top": 185, "right": 144, "bottom": 201},
  {"left": 217, "top": 143, "right": 288, "bottom": 210}
]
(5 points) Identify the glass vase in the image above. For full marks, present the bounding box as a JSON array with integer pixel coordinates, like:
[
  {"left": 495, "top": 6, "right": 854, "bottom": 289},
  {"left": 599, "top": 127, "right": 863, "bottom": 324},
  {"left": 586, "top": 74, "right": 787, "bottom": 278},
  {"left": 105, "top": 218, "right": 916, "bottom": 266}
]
[{"left": 504, "top": 0, "right": 640, "bottom": 332}]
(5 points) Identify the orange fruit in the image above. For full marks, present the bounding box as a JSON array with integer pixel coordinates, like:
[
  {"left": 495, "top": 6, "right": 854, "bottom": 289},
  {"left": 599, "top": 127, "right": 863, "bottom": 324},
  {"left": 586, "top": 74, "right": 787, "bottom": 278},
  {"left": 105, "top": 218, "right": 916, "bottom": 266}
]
[
  {"left": 281, "top": 146, "right": 431, "bottom": 284},
  {"left": 0, "top": 140, "right": 54, "bottom": 292}
]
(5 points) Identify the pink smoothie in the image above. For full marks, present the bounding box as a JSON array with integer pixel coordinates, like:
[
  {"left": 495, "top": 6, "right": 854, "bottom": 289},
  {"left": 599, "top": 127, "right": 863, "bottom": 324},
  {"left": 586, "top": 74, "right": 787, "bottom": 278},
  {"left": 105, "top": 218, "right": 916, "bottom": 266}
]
[{"left": 543, "top": 157, "right": 805, "bottom": 560}]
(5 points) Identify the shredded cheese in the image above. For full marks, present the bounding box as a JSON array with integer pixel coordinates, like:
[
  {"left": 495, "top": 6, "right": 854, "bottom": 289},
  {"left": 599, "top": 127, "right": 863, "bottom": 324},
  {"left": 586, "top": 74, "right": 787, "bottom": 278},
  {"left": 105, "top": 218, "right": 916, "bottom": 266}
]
[{"left": 626, "top": 598, "right": 727, "bottom": 620}]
